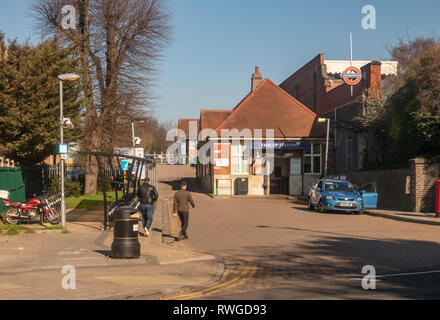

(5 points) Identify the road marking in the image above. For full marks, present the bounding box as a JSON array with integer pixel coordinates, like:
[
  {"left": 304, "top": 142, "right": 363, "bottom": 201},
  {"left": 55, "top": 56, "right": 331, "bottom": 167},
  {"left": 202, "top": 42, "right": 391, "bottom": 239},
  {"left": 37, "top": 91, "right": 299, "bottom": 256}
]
[
  {"left": 169, "top": 264, "right": 257, "bottom": 300},
  {"left": 351, "top": 269, "right": 440, "bottom": 281},
  {"left": 165, "top": 250, "right": 257, "bottom": 300},
  {"left": 378, "top": 270, "right": 440, "bottom": 278}
]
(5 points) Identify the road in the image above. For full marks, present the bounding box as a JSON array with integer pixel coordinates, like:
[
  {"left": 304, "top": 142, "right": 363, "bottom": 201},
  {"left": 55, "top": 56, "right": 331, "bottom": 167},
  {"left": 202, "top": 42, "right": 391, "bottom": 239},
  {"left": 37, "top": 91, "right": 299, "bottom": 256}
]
[{"left": 154, "top": 167, "right": 440, "bottom": 299}]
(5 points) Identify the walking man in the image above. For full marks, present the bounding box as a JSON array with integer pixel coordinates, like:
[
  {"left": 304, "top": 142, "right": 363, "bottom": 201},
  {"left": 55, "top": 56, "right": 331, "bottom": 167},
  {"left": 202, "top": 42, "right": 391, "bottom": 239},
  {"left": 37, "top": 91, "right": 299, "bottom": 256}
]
[
  {"left": 137, "top": 178, "right": 159, "bottom": 237},
  {"left": 173, "top": 181, "right": 195, "bottom": 240}
]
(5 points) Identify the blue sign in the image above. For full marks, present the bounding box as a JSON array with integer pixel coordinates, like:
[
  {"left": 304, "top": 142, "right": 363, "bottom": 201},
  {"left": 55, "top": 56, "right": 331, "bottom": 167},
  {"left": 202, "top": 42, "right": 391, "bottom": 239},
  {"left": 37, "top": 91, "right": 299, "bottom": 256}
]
[
  {"left": 121, "top": 160, "right": 129, "bottom": 172},
  {"left": 58, "top": 143, "right": 69, "bottom": 154},
  {"left": 252, "top": 142, "right": 307, "bottom": 149}
]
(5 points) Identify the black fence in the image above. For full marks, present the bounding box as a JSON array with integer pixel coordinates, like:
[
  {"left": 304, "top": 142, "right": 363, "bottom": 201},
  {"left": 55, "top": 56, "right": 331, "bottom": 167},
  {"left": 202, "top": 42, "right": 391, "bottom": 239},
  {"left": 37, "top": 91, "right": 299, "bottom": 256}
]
[{"left": 21, "top": 162, "right": 157, "bottom": 200}]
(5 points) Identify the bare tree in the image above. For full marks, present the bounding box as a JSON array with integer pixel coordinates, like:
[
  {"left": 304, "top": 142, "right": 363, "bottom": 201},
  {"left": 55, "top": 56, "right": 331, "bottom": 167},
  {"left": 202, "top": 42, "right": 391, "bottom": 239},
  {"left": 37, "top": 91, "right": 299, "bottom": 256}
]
[{"left": 31, "top": 0, "right": 172, "bottom": 194}]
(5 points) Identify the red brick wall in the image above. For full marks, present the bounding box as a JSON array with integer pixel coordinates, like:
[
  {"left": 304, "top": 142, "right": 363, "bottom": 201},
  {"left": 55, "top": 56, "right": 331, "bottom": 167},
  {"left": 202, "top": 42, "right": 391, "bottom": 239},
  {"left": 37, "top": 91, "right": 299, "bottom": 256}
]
[
  {"left": 214, "top": 143, "right": 231, "bottom": 175},
  {"left": 280, "top": 54, "right": 324, "bottom": 113},
  {"left": 280, "top": 56, "right": 382, "bottom": 116},
  {"left": 411, "top": 158, "right": 440, "bottom": 213}
]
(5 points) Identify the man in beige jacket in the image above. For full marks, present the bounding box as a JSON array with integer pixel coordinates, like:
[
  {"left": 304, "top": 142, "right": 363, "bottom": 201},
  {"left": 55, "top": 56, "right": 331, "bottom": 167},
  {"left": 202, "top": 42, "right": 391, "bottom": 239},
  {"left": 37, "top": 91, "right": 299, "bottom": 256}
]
[{"left": 173, "top": 181, "right": 195, "bottom": 240}]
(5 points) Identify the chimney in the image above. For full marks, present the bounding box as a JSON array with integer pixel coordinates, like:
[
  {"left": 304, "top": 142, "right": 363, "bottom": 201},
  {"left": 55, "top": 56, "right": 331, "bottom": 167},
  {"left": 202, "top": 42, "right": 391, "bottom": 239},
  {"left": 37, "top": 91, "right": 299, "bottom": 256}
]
[{"left": 251, "top": 66, "right": 263, "bottom": 91}]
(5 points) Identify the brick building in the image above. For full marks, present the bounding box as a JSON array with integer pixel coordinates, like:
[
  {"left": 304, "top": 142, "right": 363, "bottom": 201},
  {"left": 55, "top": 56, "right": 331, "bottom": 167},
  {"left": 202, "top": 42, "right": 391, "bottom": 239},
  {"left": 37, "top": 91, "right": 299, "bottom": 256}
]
[
  {"left": 196, "top": 67, "right": 326, "bottom": 196},
  {"left": 176, "top": 119, "right": 200, "bottom": 165},
  {"left": 280, "top": 54, "right": 397, "bottom": 171}
]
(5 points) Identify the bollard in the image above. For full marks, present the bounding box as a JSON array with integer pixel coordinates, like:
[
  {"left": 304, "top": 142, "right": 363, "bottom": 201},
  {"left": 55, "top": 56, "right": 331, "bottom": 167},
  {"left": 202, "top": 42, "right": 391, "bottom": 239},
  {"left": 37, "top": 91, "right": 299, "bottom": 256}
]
[{"left": 110, "top": 206, "right": 141, "bottom": 259}]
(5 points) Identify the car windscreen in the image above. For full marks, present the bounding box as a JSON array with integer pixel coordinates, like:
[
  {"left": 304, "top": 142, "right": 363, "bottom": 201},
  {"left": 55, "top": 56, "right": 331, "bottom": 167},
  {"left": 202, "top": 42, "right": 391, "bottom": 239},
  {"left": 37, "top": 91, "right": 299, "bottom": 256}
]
[{"left": 323, "top": 182, "right": 355, "bottom": 192}]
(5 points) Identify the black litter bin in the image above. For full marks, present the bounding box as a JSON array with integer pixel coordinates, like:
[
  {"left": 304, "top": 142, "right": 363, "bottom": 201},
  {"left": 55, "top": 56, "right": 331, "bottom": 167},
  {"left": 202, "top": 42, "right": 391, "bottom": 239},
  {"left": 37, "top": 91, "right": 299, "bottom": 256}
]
[{"left": 111, "top": 206, "right": 141, "bottom": 259}]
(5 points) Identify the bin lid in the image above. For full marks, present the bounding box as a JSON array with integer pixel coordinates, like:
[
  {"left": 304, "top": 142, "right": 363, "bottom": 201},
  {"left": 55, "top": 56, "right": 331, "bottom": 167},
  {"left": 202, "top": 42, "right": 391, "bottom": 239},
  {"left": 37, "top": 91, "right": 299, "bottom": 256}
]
[{"left": 114, "top": 206, "right": 139, "bottom": 219}]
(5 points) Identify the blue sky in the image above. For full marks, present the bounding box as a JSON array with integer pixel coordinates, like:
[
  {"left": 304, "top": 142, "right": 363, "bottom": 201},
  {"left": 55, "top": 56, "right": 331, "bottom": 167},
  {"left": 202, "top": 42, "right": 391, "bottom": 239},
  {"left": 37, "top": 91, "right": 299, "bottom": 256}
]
[{"left": 1, "top": 0, "right": 439, "bottom": 124}]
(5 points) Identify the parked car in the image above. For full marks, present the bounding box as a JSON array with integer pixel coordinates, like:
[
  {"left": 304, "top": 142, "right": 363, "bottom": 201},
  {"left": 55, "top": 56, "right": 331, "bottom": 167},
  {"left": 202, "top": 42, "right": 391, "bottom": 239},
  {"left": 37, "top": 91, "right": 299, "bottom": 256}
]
[{"left": 308, "top": 179, "right": 378, "bottom": 213}]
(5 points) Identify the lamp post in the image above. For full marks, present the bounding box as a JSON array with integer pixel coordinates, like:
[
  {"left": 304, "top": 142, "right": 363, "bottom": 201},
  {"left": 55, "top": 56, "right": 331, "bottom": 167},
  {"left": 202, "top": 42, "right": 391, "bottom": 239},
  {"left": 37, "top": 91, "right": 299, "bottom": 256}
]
[
  {"left": 131, "top": 118, "right": 147, "bottom": 148},
  {"left": 58, "top": 73, "right": 80, "bottom": 228},
  {"left": 318, "top": 118, "right": 330, "bottom": 178}
]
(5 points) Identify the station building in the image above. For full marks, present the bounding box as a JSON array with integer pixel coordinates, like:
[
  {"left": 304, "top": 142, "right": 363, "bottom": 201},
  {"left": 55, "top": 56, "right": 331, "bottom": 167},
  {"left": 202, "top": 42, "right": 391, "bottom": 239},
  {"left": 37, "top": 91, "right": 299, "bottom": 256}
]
[
  {"left": 280, "top": 54, "right": 397, "bottom": 171},
  {"left": 195, "top": 67, "right": 326, "bottom": 196},
  {"left": 179, "top": 54, "right": 397, "bottom": 196}
]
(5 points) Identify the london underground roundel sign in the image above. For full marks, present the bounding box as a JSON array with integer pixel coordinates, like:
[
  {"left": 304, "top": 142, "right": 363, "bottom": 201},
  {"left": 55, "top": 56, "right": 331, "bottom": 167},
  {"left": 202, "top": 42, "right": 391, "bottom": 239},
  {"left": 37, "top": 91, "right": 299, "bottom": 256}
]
[{"left": 342, "top": 66, "right": 363, "bottom": 86}]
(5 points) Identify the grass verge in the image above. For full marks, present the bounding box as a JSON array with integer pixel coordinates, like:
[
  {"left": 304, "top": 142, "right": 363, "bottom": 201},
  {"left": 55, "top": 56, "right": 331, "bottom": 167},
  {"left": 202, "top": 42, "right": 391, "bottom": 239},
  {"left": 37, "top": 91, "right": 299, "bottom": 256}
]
[
  {"left": 66, "top": 191, "right": 123, "bottom": 211},
  {"left": 0, "top": 223, "right": 34, "bottom": 235}
]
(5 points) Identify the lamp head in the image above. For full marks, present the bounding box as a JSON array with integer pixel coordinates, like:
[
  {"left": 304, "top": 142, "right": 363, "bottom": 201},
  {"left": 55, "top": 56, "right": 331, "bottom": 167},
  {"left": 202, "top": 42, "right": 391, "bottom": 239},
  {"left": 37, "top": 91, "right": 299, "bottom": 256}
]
[{"left": 58, "top": 74, "right": 80, "bottom": 81}]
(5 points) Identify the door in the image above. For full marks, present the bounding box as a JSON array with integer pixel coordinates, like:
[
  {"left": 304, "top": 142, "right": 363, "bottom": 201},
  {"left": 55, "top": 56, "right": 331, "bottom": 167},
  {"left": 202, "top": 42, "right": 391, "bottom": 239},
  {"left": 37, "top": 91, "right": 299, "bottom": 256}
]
[
  {"left": 361, "top": 182, "right": 378, "bottom": 209},
  {"left": 311, "top": 181, "right": 322, "bottom": 205}
]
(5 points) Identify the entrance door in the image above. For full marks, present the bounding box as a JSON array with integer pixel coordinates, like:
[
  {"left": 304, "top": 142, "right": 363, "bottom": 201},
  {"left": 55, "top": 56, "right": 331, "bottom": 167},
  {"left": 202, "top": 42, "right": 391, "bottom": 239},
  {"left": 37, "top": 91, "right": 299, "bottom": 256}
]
[{"left": 270, "top": 158, "right": 289, "bottom": 194}]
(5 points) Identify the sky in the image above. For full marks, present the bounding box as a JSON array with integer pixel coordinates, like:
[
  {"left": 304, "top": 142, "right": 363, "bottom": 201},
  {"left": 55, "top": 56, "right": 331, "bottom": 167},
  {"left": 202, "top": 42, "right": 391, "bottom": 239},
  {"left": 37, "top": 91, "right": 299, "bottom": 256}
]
[{"left": 1, "top": 0, "right": 440, "bottom": 125}]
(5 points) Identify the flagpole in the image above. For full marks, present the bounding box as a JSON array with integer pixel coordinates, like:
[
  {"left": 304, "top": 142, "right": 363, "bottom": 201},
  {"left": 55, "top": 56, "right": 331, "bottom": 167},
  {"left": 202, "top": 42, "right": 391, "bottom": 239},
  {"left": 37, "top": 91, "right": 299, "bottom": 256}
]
[{"left": 350, "top": 32, "right": 353, "bottom": 97}]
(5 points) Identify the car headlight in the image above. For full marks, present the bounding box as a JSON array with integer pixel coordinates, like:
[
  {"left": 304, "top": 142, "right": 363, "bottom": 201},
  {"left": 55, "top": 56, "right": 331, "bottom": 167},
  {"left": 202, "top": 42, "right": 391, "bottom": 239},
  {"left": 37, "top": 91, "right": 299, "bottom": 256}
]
[
  {"left": 356, "top": 196, "right": 363, "bottom": 201},
  {"left": 325, "top": 195, "right": 335, "bottom": 200}
]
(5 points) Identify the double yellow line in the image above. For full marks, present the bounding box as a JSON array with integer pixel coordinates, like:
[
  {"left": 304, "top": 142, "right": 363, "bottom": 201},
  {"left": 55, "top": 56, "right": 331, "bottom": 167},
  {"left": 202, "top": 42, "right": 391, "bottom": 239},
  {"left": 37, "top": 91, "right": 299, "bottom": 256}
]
[{"left": 166, "top": 255, "right": 257, "bottom": 300}]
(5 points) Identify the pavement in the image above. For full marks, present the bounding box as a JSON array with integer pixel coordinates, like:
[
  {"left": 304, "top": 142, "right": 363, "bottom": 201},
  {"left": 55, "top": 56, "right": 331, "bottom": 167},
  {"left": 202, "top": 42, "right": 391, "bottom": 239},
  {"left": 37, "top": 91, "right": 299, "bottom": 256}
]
[
  {"left": 2, "top": 164, "right": 440, "bottom": 300},
  {"left": 166, "top": 195, "right": 440, "bottom": 299},
  {"left": 0, "top": 165, "right": 223, "bottom": 300},
  {"left": 363, "top": 209, "right": 440, "bottom": 226}
]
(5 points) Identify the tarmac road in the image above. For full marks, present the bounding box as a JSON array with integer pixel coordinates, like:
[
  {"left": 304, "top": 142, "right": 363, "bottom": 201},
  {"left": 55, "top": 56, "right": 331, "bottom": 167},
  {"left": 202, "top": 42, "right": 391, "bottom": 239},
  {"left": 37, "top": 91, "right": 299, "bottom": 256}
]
[{"left": 165, "top": 196, "right": 440, "bottom": 300}]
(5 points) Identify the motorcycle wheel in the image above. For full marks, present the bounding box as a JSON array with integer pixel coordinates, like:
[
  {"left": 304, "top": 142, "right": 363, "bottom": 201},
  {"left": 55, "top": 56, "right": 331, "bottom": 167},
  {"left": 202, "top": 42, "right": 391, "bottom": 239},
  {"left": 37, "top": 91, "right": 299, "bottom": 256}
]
[
  {"left": 44, "top": 209, "right": 61, "bottom": 225},
  {"left": 4, "top": 208, "right": 21, "bottom": 225}
]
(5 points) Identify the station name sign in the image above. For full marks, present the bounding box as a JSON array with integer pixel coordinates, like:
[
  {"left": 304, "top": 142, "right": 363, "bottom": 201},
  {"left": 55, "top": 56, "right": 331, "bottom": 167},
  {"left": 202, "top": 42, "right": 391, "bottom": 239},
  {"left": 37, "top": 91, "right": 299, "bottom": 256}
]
[{"left": 252, "top": 142, "right": 307, "bottom": 149}]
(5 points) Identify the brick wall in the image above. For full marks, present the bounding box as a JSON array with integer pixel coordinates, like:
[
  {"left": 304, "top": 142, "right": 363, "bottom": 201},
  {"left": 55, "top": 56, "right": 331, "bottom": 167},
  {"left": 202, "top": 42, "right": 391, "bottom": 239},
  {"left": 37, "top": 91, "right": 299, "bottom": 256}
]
[
  {"left": 411, "top": 158, "right": 440, "bottom": 213},
  {"left": 339, "top": 168, "right": 411, "bottom": 211},
  {"left": 280, "top": 55, "right": 382, "bottom": 116},
  {"left": 336, "top": 158, "right": 440, "bottom": 213}
]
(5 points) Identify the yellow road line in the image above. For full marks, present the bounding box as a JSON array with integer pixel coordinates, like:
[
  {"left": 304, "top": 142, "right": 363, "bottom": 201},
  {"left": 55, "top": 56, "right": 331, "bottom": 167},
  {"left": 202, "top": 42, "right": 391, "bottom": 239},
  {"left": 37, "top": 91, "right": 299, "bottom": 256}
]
[
  {"left": 167, "top": 263, "right": 257, "bottom": 300},
  {"left": 165, "top": 238, "right": 258, "bottom": 300},
  {"left": 178, "top": 265, "right": 258, "bottom": 300}
]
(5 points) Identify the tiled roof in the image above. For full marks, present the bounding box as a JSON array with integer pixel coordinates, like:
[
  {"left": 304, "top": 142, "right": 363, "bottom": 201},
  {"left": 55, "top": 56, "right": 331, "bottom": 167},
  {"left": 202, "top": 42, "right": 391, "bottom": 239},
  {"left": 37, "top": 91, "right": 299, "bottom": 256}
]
[
  {"left": 212, "top": 79, "right": 325, "bottom": 138},
  {"left": 200, "top": 110, "right": 232, "bottom": 140},
  {"left": 178, "top": 118, "right": 199, "bottom": 139}
]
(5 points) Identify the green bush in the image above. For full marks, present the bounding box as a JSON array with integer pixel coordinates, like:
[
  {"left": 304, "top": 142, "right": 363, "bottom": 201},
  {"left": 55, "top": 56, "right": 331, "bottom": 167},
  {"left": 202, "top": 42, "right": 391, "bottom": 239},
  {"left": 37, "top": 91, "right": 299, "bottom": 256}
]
[{"left": 49, "top": 176, "right": 83, "bottom": 198}]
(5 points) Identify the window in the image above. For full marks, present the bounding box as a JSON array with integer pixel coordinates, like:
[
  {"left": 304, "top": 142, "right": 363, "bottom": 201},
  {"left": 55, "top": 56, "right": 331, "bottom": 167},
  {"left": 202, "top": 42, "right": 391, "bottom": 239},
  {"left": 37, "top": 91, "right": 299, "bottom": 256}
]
[
  {"left": 304, "top": 143, "right": 321, "bottom": 175},
  {"left": 323, "top": 181, "right": 355, "bottom": 192},
  {"left": 231, "top": 142, "right": 250, "bottom": 175}
]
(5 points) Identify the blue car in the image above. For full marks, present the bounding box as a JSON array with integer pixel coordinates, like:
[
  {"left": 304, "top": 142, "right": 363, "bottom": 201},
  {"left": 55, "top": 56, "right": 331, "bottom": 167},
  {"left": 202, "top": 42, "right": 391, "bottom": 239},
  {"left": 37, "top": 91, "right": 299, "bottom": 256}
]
[{"left": 308, "top": 179, "right": 378, "bottom": 213}]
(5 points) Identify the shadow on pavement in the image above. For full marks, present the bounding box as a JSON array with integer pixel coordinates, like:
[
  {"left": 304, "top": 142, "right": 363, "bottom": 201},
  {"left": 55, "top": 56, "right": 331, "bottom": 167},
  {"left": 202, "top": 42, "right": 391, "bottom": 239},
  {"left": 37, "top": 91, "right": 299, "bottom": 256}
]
[
  {"left": 95, "top": 249, "right": 111, "bottom": 257},
  {"left": 291, "top": 206, "right": 358, "bottom": 216},
  {"left": 160, "top": 178, "right": 207, "bottom": 195},
  {"left": 223, "top": 231, "right": 440, "bottom": 299}
]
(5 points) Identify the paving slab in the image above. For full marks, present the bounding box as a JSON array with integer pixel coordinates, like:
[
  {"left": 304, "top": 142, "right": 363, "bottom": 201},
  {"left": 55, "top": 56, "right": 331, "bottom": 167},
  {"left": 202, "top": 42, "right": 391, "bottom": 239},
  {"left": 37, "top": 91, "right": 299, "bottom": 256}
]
[{"left": 364, "top": 209, "right": 440, "bottom": 226}]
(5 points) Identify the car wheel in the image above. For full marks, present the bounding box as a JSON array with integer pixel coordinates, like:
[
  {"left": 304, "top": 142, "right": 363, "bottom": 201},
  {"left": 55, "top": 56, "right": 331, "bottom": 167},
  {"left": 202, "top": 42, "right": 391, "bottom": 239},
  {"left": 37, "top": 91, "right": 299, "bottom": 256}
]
[
  {"left": 318, "top": 201, "right": 326, "bottom": 213},
  {"left": 308, "top": 198, "right": 314, "bottom": 210}
]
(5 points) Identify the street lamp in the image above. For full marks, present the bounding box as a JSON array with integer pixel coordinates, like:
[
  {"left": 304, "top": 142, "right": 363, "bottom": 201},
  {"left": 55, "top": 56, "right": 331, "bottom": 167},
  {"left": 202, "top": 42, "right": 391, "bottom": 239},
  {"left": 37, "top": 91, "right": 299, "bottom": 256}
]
[
  {"left": 131, "top": 118, "right": 147, "bottom": 148},
  {"left": 318, "top": 118, "right": 330, "bottom": 178},
  {"left": 58, "top": 73, "right": 80, "bottom": 228}
]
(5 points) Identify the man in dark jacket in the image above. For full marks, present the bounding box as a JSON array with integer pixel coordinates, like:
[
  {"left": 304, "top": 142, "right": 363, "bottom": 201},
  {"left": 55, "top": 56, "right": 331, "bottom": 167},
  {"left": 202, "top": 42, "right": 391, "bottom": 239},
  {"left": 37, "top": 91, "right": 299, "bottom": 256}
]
[
  {"left": 173, "top": 181, "right": 195, "bottom": 240},
  {"left": 137, "top": 178, "right": 159, "bottom": 237}
]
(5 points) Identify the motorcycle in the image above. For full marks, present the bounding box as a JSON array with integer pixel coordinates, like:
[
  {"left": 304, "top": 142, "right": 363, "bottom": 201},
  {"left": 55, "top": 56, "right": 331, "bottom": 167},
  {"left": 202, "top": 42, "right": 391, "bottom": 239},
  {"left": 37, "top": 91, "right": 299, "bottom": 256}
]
[{"left": 0, "top": 191, "right": 61, "bottom": 225}]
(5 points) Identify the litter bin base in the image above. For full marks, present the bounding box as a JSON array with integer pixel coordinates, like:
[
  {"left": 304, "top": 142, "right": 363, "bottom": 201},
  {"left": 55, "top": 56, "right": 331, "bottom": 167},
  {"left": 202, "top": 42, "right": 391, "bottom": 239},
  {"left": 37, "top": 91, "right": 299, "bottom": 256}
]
[{"left": 110, "top": 242, "right": 141, "bottom": 259}]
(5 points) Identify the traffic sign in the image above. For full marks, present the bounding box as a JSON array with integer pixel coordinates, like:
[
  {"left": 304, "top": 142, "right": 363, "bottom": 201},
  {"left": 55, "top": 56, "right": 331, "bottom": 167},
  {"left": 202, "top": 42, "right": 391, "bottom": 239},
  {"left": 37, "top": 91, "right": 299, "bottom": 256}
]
[
  {"left": 342, "top": 66, "right": 363, "bottom": 86},
  {"left": 58, "top": 143, "right": 69, "bottom": 154},
  {"left": 121, "top": 160, "right": 129, "bottom": 171}
]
